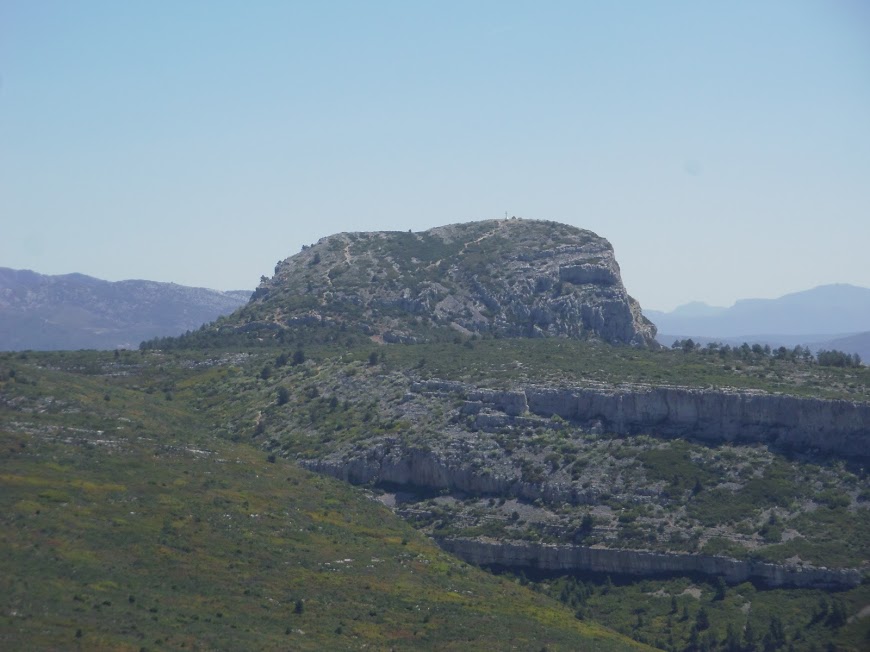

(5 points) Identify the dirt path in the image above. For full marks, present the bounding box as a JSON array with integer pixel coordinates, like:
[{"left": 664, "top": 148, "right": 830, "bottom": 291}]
[
  {"left": 850, "top": 604, "right": 870, "bottom": 623},
  {"left": 428, "top": 219, "right": 510, "bottom": 270},
  {"left": 321, "top": 234, "right": 353, "bottom": 289},
  {"left": 462, "top": 219, "right": 508, "bottom": 252}
]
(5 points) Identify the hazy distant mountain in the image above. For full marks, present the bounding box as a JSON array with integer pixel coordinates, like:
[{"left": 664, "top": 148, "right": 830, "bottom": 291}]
[
  {"left": 663, "top": 301, "right": 727, "bottom": 319},
  {"left": 0, "top": 267, "right": 251, "bottom": 351},
  {"left": 809, "top": 331, "right": 870, "bottom": 363},
  {"left": 647, "top": 284, "right": 870, "bottom": 361},
  {"left": 646, "top": 284, "right": 870, "bottom": 338}
]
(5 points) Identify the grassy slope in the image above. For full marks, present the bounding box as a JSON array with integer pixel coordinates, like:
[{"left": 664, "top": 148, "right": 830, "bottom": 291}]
[
  {"left": 148, "top": 314, "right": 870, "bottom": 404},
  {"left": 531, "top": 574, "right": 870, "bottom": 652},
  {"left": 3, "top": 341, "right": 868, "bottom": 650},
  {"left": 0, "top": 352, "right": 648, "bottom": 651},
  {"left": 157, "top": 341, "right": 868, "bottom": 569},
  {"left": 163, "top": 339, "right": 870, "bottom": 650},
  {"left": 385, "top": 339, "right": 870, "bottom": 401}
]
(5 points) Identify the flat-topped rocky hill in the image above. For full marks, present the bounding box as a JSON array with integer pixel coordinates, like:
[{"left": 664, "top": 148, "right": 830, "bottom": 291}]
[{"left": 220, "top": 218, "right": 657, "bottom": 347}]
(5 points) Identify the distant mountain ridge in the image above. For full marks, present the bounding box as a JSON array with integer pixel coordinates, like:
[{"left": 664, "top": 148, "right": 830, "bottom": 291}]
[
  {"left": 646, "top": 284, "right": 870, "bottom": 337},
  {"left": 646, "top": 284, "right": 870, "bottom": 361},
  {"left": 666, "top": 301, "right": 727, "bottom": 319},
  {"left": 0, "top": 267, "right": 250, "bottom": 350}
]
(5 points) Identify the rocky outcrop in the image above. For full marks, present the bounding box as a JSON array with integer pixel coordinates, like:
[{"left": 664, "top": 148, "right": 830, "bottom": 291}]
[
  {"left": 296, "top": 378, "right": 868, "bottom": 586},
  {"left": 307, "top": 379, "right": 868, "bottom": 509},
  {"left": 524, "top": 385, "right": 870, "bottom": 458},
  {"left": 223, "top": 219, "right": 658, "bottom": 347},
  {"left": 439, "top": 538, "right": 863, "bottom": 590},
  {"left": 411, "top": 379, "right": 870, "bottom": 459},
  {"left": 301, "top": 445, "right": 588, "bottom": 505},
  {"left": 559, "top": 264, "right": 619, "bottom": 286},
  {"left": 467, "top": 388, "right": 529, "bottom": 417}
]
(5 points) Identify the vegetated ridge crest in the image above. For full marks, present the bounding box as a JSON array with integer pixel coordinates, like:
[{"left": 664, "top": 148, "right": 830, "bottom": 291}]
[{"left": 224, "top": 218, "right": 657, "bottom": 347}]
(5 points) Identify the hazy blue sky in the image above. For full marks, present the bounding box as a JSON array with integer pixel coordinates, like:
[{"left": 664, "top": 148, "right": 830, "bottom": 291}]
[{"left": 2, "top": 1, "right": 868, "bottom": 311}]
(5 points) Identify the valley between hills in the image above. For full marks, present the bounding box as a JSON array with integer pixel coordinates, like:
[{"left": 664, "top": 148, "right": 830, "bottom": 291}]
[{"left": 2, "top": 219, "right": 868, "bottom": 651}]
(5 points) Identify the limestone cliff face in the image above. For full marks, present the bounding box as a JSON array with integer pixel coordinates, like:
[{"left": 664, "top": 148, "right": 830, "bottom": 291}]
[
  {"left": 301, "top": 374, "right": 870, "bottom": 501},
  {"left": 302, "top": 447, "right": 584, "bottom": 505},
  {"left": 523, "top": 385, "right": 870, "bottom": 458},
  {"left": 228, "top": 219, "right": 658, "bottom": 347},
  {"left": 438, "top": 539, "right": 862, "bottom": 590},
  {"left": 410, "top": 379, "right": 870, "bottom": 458},
  {"left": 298, "top": 377, "right": 868, "bottom": 582},
  {"left": 304, "top": 378, "right": 868, "bottom": 509}
]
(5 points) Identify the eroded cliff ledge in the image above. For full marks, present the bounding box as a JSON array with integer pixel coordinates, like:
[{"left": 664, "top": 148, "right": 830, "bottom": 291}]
[
  {"left": 417, "top": 379, "right": 870, "bottom": 459},
  {"left": 438, "top": 538, "right": 862, "bottom": 590},
  {"left": 299, "top": 375, "right": 868, "bottom": 585}
]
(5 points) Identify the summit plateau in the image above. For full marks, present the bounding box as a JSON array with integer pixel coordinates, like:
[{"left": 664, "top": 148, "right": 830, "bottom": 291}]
[{"left": 215, "top": 219, "right": 657, "bottom": 348}]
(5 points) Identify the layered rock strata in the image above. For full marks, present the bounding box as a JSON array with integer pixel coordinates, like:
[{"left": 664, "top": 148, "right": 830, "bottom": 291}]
[
  {"left": 414, "top": 380, "right": 870, "bottom": 459},
  {"left": 302, "top": 447, "right": 581, "bottom": 504},
  {"left": 438, "top": 538, "right": 862, "bottom": 590}
]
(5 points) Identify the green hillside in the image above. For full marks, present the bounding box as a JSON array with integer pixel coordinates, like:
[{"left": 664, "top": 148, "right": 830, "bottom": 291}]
[
  {"left": 4, "top": 338, "right": 868, "bottom": 650},
  {"left": 0, "top": 350, "right": 649, "bottom": 651}
]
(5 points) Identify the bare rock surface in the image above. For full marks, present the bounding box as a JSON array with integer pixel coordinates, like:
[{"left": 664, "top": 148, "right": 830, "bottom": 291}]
[
  {"left": 230, "top": 218, "right": 657, "bottom": 346},
  {"left": 438, "top": 538, "right": 862, "bottom": 589},
  {"left": 294, "top": 370, "right": 868, "bottom": 583}
]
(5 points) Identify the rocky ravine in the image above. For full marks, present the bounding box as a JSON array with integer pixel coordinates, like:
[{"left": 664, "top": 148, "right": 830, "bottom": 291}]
[{"left": 226, "top": 218, "right": 658, "bottom": 347}]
